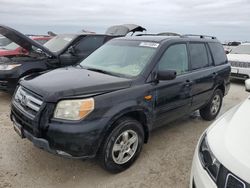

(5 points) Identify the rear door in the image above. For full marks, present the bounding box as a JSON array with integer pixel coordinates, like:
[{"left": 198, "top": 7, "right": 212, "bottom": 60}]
[
  {"left": 153, "top": 43, "right": 192, "bottom": 127},
  {"left": 188, "top": 42, "right": 215, "bottom": 110}
]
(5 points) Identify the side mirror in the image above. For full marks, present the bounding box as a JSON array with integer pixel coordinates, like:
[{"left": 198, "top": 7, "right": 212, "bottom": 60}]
[
  {"left": 157, "top": 70, "right": 177, "bottom": 81},
  {"left": 245, "top": 79, "right": 250, "bottom": 92},
  {"left": 59, "top": 53, "right": 74, "bottom": 66}
]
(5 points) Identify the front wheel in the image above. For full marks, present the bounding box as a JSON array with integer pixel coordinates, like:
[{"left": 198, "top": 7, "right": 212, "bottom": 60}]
[
  {"left": 98, "top": 117, "right": 144, "bottom": 173},
  {"left": 200, "top": 89, "right": 223, "bottom": 121}
]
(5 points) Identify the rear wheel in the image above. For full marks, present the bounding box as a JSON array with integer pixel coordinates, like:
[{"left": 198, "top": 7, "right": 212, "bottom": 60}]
[
  {"left": 99, "top": 117, "right": 144, "bottom": 173},
  {"left": 200, "top": 89, "right": 223, "bottom": 121}
]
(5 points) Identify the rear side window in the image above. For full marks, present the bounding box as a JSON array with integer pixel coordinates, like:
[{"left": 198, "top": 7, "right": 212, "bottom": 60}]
[
  {"left": 158, "top": 44, "right": 188, "bottom": 75},
  {"left": 189, "top": 43, "right": 209, "bottom": 70},
  {"left": 208, "top": 43, "right": 227, "bottom": 65},
  {"left": 75, "top": 36, "right": 105, "bottom": 53}
]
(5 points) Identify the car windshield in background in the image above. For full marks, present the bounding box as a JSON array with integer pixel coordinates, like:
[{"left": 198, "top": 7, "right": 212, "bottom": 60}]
[
  {"left": 43, "top": 35, "right": 75, "bottom": 53},
  {"left": 230, "top": 44, "right": 250, "bottom": 54},
  {"left": 0, "top": 36, "right": 11, "bottom": 47},
  {"left": 2, "top": 42, "right": 19, "bottom": 50},
  {"left": 80, "top": 40, "right": 157, "bottom": 77}
]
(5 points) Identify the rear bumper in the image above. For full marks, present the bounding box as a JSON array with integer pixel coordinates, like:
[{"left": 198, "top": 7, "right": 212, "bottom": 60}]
[{"left": 190, "top": 147, "right": 217, "bottom": 188}]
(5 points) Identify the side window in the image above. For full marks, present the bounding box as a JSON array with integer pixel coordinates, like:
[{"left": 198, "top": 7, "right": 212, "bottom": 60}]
[
  {"left": 158, "top": 44, "right": 188, "bottom": 75},
  {"left": 189, "top": 43, "right": 209, "bottom": 70},
  {"left": 74, "top": 36, "right": 105, "bottom": 53},
  {"left": 208, "top": 43, "right": 227, "bottom": 66}
]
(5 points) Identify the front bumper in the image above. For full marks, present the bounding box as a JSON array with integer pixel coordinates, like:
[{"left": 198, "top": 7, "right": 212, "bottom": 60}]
[
  {"left": 190, "top": 147, "right": 217, "bottom": 188},
  {"left": 11, "top": 102, "right": 108, "bottom": 159},
  {"left": 231, "top": 67, "right": 250, "bottom": 80}
]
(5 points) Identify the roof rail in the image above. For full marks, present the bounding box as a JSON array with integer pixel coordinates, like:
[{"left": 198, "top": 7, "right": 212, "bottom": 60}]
[
  {"left": 181, "top": 34, "right": 217, "bottom": 40},
  {"left": 136, "top": 32, "right": 180, "bottom": 37}
]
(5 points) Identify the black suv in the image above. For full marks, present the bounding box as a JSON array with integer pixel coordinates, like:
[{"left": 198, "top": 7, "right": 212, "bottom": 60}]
[
  {"left": 11, "top": 35, "right": 230, "bottom": 173},
  {"left": 0, "top": 24, "right": 146, "bottom": 92}
]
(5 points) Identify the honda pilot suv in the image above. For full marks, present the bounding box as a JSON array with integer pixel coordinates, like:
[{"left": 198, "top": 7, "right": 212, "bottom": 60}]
[{"left": 11, "top": 35, "right": 230, "bottom": 173}]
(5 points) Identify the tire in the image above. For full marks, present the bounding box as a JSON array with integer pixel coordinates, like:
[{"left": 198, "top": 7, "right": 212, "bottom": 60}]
[
  {"left": 98, "top": 117, "right": 144, "bottom": 173},
  {"left": 200, "top": 89, "right": 223, "bottom": 121}
]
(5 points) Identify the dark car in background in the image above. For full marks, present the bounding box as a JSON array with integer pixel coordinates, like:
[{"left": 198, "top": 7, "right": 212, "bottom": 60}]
[
  {"left": 11, "top": 35, "right": 230, "bottom": 172},
  {"left": 0, "top": 24, "right": 146, "bottom": 92}
]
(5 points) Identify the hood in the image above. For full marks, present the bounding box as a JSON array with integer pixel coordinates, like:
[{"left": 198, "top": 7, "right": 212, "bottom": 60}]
[
  {"left": 227, "top": 53, "right": 250, "bottom": 63},
  {"left": 20, "top": 66, "right": 132, "bottom": 102},
  {"left": 0, "top": 25, "right": 55, "bottom": 57},
  {"left": 105, "top": 24, "right": 146, "bottom": 36},
  {"left": 207, "top": 99, "right": 250, "bottom": 183}
]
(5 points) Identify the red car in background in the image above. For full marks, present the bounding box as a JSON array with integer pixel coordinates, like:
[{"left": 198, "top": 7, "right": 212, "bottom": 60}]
[{"left": 0, "top": 36, "right": 52, "bottom": 57}]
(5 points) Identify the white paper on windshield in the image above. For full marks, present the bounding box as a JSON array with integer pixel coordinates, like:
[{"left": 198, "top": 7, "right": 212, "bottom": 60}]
[
  {"left": 139, "top": 42, "right": 159, "bottom": 48},
  {"left": 64, "top": 37, "right": 73, "bottom": 42}
]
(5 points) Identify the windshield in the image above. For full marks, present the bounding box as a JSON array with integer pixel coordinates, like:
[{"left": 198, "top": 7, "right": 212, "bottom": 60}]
[
  {"left": 80, "top": 40, "right": 157, "bottom": 77},
  {"left": 44, "top": 35, "right": 75, "bottom": 53},
  {"left": 230, "top": 44, "right": 250, "bottom": 54},
  {"left": 0, "top": 37, "right": 11, "bottom": 47},
  {"left": 2, "top": 42, "right": 20, "bottom": 50}
]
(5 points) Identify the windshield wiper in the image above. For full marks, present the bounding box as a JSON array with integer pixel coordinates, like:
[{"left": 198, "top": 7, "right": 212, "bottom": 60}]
[{"left": 86, "top": 67, "right": 120, "bottom": 77}]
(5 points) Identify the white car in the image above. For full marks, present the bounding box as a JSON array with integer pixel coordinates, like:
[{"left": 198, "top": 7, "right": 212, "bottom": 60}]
[
  {"left": 228, "top": 43, "right": 250, "bottom": 80},
  {"left": 190, "top": 79, "right": 250, "bottom": 188}
]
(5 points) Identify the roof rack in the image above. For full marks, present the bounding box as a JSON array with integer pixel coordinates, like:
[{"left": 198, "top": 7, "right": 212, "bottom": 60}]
[
  {"left": 181, "top": 34, "right": 217, "bottom": 40},
  {"left": 136, "top": 32, "right": 180, "bottom": 37}
]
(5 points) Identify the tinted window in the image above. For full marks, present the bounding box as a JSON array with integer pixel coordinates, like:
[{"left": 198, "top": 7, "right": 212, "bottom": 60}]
[
  {"left": 190, "top": 43, "right": 209, "bottom": 70},
  {"left": 75, "top": 36, "right": 105, "bottom": 53},
  {"left": 158, "top": 44, "right": 188, "bottom": 75},
  {"left": 209, "top": 43, "right": 227, "bottom": 65}
]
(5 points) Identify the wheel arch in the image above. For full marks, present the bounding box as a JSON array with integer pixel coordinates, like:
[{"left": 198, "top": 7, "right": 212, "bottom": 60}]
[{"left": 98, "top": 106, "right": 152, "bottom": 154}]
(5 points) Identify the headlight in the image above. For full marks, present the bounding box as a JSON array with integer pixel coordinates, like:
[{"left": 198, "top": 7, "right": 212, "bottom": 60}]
[
  {"left": 54, "top": 98, "right": 94, "bottom": 121},
  {"left": 199, "top": 134, "right": 221, "bottom": 182},
  {"left": 0, "top": 64, "right": 21, "bottom": 70}
]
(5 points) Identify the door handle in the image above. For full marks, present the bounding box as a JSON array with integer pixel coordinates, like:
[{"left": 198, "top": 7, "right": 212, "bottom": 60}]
[
  {"left": 184, "top": 80, "right": 193, "bottom": 87},
  {"left": 212, "top": 72, "right": 218, "bottom": 78}
]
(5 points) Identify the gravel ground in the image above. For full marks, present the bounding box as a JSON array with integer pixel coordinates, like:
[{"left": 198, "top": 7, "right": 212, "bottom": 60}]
[{"left": 0, "top": 81, "right": 249, "bottom": 188}]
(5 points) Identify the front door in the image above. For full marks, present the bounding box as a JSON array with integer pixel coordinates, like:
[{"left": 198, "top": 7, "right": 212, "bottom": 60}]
[{"left": 153, "top": 43, "right": 192, "bottom": 128}]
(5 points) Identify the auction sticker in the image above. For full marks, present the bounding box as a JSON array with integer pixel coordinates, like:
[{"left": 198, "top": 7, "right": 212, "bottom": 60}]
[{"left": 139, "top": 42, "right": 159, "bottom": 48}]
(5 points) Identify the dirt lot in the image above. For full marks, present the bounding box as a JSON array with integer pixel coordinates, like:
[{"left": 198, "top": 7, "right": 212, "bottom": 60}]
[{"left": 0, "top": 81, "right": 249, "bottom": 188}]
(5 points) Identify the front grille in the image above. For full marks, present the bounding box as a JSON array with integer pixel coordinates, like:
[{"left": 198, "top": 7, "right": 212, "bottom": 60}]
[
  {"left": 230, "top": 61, "right": 250, "bottom": 68},
  {"left": 12, "top": 105, "right": 34, "bottom": 134},
  {"left": 215, "top": 165, "right": 249, "bottom": 188},
  {"left": 14, "top": 86, "right": 43, "bottom": 117},
  {"left": 225, "top": 174, "right": 246, "bottom": 188},
  {"left": 231, "top": 73, "right": 249, "bottom": 79}
]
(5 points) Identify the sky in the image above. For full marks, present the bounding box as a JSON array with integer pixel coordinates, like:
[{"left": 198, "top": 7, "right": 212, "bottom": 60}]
[{"left": 1, "top": 0, "right": 250, "bottom": 42}]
